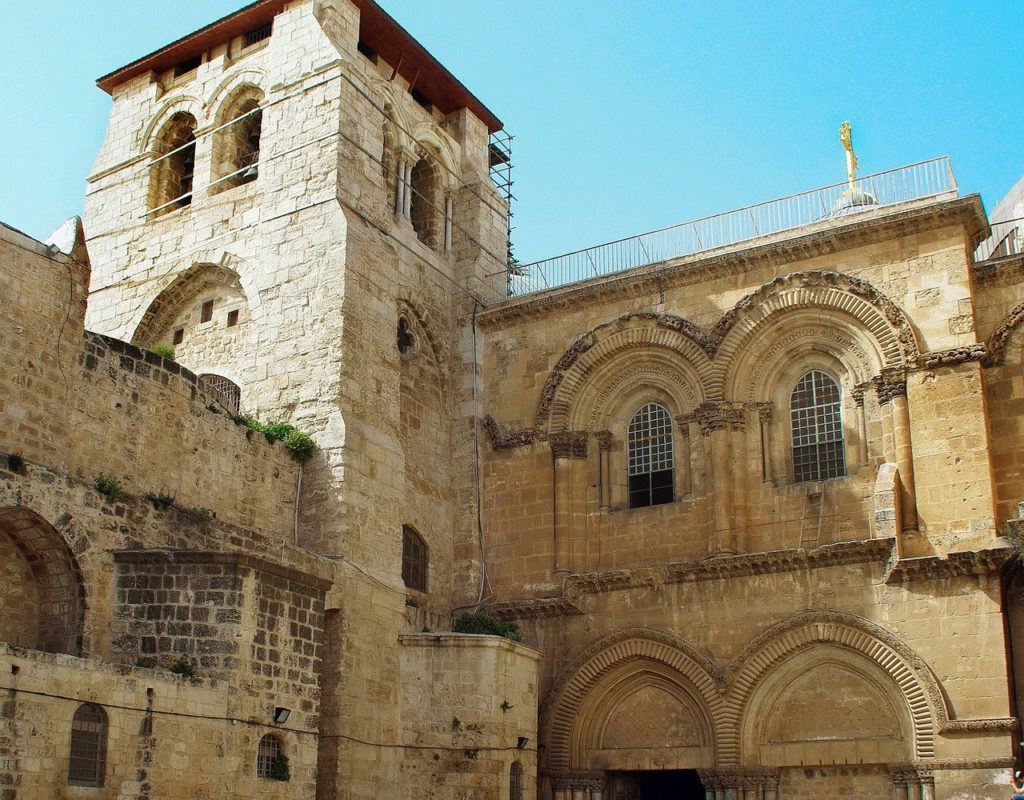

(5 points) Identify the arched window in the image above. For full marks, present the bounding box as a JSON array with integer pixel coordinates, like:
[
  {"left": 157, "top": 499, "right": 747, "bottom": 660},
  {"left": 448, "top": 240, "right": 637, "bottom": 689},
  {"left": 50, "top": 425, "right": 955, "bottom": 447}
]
[
  {"left": 256, "top": 733, "right": 283, "bottom": 779},
  {"left": 149, "top": 112, "right": 197, "bottom": 215},
  {"left": 627, "top": 403, "right": 674, "bottom": 508},
  {"left": 790, "top": 369, "right": 845, "bottom": 482},
  {"left": 402, "top": 525, "right": 428, "bottom": 592},
  {"left": 509, "top": 761, "right": 523, "bottom": 800},
  {"left": 212, "top": 88, "right": 263, "bottom": 193},
  {"left": 68, "top": 703, "right": 107, "bottom": 787},
  {"left": 410, "top": 156, "right": 439, "bottom": 248},
  {"left": 199, "top": 374, "right": 241, "bottom": 416}
]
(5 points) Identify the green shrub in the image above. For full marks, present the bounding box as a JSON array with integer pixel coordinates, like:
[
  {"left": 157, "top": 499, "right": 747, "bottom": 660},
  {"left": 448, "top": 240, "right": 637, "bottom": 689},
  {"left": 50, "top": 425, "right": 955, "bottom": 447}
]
[
  {"left": 452, "top": 612, "right": 522, "bottom": 642},
  {"left": 148, "top": 342, "right": 176, "bottom": 361},
  {"left": 94, "top": 474, "right": 123, "bottom": 501},
  {"left": 169, "top": 655, "right": 196, "bottom": 679},
  {"left": 270, "top": 754, "right": 290, "bottom": 781},
  {"left": 234, "top": 415, "right": 315, "bottom": 461},
  {"left": 283, "top": 429, "right": 315, "bottom": 461},
  {"left": 144, "top": 491, "right": 175, "bottom": 511}
]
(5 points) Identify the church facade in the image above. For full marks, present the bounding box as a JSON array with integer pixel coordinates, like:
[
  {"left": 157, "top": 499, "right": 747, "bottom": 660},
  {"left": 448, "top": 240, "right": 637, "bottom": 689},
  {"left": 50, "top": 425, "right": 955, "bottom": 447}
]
[{"left": 2, "top": 1, "right": 1024, "bottom": 798}]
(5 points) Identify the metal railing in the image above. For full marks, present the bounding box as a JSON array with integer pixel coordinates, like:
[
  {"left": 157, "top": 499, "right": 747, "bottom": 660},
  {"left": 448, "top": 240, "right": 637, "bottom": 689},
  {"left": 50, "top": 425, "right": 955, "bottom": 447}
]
[
  {"left": 506, "top": 157, "right": 958, "bottom": 298},
  {"left": 973, "top": 216, "right": 1024, "bottom": 262}
]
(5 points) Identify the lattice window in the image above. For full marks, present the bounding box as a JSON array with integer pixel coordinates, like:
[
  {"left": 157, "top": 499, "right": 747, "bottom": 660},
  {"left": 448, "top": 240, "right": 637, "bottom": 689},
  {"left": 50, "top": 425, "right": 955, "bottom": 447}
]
[
  {"left": 402, "top": 525, "right": 428, "bottom": 592},
  {"left": 627, "top": 403, "right": 674, "bottom": 508},
  {"left": 199, "top": 374, "right": 241, "bottom": 416},
  {"left": 790, "top": 369, "right": 846, "bottom": 482},
  {"left": 256, "top": 734, "right": 282, "bottom": 779},
  {"left": 68, "top": 703, "right": 107, "bottom": 787},
  {"left": 509, "top": 761, "right": 523, "bottom": 800}
]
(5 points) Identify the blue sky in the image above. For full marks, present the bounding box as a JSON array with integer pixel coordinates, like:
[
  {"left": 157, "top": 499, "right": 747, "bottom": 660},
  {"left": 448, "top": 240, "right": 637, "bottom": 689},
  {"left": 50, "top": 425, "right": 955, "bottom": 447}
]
[{"left": 1, "top": 1, "right": 1022, "bottom": 264}]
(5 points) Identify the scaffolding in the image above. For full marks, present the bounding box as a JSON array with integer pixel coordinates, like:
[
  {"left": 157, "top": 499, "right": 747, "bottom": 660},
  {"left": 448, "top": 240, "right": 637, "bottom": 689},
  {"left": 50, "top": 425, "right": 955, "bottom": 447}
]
[{"left": 488, "top": 130, "right": 517, "bottom": 290}]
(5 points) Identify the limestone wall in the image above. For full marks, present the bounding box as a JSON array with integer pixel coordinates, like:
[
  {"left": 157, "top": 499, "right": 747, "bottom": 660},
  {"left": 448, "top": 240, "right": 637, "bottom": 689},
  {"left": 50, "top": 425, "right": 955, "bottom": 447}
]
[
  {"left": 398, "top": 633, "right": 540, "bottom": 800},
  {"left": 0, "top": 644, "right": 319, "bottom": 800}
]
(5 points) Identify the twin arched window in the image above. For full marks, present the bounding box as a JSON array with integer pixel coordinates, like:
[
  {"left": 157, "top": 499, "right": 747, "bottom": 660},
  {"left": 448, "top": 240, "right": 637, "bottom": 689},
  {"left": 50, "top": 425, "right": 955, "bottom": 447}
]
[
  {"left": 627, "top": 403, "right": 675, "bottom": 508},
  {"left": 790, "top": 369, "right": 845, "bottom": 482},
  {"left": 68, "top": 703, "right": 108, "bottom": 787}
]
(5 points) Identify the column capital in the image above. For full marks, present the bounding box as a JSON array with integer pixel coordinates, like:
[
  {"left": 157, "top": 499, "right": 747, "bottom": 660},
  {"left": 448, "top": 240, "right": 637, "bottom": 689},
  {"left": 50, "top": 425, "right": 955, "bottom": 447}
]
[
  {"left": 687, "top": 401, "right": 746, "bottom": 435},
  {"left": 874, "top": 367, "right": 908, "bottom": 404},
  {"left": 550, "top": 431, "right": 589, "bottom": 459},
  {"left": 594, "top": 430, "right": 613, "bottom": 452}
]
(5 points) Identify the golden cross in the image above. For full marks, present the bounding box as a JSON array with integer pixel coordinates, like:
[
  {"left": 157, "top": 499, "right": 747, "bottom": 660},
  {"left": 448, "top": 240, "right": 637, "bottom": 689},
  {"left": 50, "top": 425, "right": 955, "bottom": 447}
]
[{"left": 839, "top": 121, "right": 858, "bottom": 188}]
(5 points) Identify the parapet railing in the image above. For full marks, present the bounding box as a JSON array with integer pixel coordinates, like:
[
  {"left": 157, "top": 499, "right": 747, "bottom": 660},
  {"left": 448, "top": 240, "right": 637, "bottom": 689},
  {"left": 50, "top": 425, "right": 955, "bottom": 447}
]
[
  {"left": 972, "top": 216, "right": 1024, "bottom": 262},
  {"left": 506, "top": 157, "right": 958, "bottom": 298}
]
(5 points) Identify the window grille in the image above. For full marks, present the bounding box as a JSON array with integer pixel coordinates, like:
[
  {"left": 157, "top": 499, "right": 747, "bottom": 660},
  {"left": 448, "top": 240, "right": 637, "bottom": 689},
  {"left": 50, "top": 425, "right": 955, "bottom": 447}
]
[
  {"left": 256, "top": 734, "right": 282, "bottom": 779},
  {"left": 509, "top": 761, "right": 523, "bottom": 800},
  {"left": 790, "top": 369, "right": 846, "bottom": 482},
  {"left": 199, "top": 374, "right": 241, "bottom": 416},
  {"left": 243, "top": 22, "right": 273, "bottom": 48},
  {"left": 402, "top": 525, "right": 428, "bottom": 592},
  {"left": 68, "top": 703, "right": 107, "bottom": 787},
  {"left": 627, "top": 403, "right": 674, "bottom": 508}
]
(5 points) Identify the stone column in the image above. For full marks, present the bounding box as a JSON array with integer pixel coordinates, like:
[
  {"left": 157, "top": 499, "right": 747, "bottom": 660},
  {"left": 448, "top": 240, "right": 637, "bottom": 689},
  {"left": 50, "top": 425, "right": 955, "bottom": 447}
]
[
  {"left": 727, "top": 404, "right": 749, "bottom": 552},
  {"left": 444, "top": 195, "right": 454, "bottom": 251},
  {"left": 853, "top": 387, "right": 869, "bottom": 464},
  {"left": 877, "top": 369, "right": 918, "bottom": 532},
  {"left": 695, "top": 402, "right": 737, "bottom": 553},
  {"left": 395, "top": 155, "right": 406, "bottom": 215},
  {"left": 551, "top": 432, "right": 587, "bottom": 576},
  {"left": 596, "top": 431, "right": 612, "bottom": 512},
  {"left": 757, "top": 402, "right": 774, "bottom": 483}
]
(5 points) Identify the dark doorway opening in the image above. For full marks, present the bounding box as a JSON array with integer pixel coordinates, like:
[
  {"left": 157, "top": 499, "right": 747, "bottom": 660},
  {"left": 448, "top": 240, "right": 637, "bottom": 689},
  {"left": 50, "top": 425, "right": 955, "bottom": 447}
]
[{"left": 608, "top": 770, "right": 705, "bottom": 799}]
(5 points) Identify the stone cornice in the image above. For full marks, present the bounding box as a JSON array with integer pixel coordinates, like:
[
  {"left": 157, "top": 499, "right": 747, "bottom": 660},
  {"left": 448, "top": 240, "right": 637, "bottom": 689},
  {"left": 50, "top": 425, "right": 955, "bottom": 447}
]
[
  {"left": 971, "top": 251, "right": 1024, "bottom": 287},
  {"left": 476, "top": 195, "right": 986, "bottom": 326},
  {"left": 914, "top": 344, "right": 987, "bottom": 369},
  {"left": 481, "top": 414, "right": 536, "bottom": 450},
  {"left": 487, "top": 597, "right": 584, "bottom": 621},
  {"left": 563, "top": 539, "right": 894, "bottom": 598},
  {"left": 884, "top": 546, "right": 1012, "bottom": 584}
]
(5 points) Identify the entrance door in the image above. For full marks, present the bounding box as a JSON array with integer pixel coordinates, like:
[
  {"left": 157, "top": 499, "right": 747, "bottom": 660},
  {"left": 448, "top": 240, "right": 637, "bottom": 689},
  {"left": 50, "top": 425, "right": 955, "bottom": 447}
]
[{"left": 608, "top": 770, "right": 705, "bottom": 800}]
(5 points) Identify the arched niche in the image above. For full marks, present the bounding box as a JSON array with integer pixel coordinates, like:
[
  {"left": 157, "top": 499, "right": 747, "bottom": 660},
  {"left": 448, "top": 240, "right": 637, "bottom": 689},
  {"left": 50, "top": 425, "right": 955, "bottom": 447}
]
[
  {"left": 542, "top": 630, "right": 724, "bottom": 774},
  {"left": 0, "top": 506, "right": 85, "bottom": 655}
]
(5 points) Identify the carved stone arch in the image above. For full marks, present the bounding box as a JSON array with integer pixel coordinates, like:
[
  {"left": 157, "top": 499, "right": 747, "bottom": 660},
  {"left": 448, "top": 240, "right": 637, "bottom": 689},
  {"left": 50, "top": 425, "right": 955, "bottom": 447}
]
[
  {"left": 985, "top": 298, "right": 1024, "bottom": 366},
  {"left": 0, "top": 506, "right": 86, "bottom": 656},
  {"left": 411, "top": 122, "right": 458, "bottom": 191},
  {"left": 710, "top": 271, "right": 918, "bottom": 399},
  {"left": 537, "top": 313, "right": 714, "bottom": 435},
  {"left": 722, "top": 611, "right": 944, "bottom": 765},
  {"left": 374, "top": 82, "right": 414, "bottom": 153},
  {"left": 541, "top": 628, "right": 725, "bottom": 773},
  {"left": 140, "top": 95, "right": 205, "bottom": 155},
  {"left": 131, "top": 260, "right": 248, "bottom": 346},
  {"left": 204, "top": 68, "right": 268, "bottom": 114}
]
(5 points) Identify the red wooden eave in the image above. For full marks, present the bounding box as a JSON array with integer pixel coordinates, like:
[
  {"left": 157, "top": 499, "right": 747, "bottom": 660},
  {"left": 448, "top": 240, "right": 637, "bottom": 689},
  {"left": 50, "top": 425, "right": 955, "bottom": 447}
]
[{"left": 95, "top": 0, "right": 503, "bottom": 133}]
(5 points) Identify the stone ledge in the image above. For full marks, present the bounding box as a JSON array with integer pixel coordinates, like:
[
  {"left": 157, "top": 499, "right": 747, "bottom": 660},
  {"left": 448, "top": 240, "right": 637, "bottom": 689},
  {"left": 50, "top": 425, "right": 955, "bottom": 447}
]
[
  {"left": 884, "top": 547, "right": 1012, "bottom": 584},
  {"left": 398, "top": 632, "right": 543, "bottom": 660}
]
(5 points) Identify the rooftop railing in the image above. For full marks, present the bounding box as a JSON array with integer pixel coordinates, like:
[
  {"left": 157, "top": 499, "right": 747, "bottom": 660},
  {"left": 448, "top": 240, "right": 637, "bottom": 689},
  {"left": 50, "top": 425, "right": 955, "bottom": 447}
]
[
  {"left": 972, "top": 216, "right": 1024, "bottom": 262},
  {"left": 506, "top": 157, "right": 958, "bottom": 298}
]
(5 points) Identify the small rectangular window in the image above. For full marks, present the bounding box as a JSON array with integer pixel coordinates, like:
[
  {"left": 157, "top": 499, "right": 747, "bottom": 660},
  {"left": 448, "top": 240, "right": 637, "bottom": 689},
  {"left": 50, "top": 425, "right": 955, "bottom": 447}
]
[
  {"left": 243, "top": 22, "right": 273, "bottom": 48},
  {"left": 226, "top": 309, "right": 239, "bottom": 327},
  {"left": 201, "top": 300, "right": 214, "bottom": 323},
  {"left": 172, "top": 328, "right": 184, "bottom": 345},
  {"left": 357, "top": 40, "right": 377, "bottom": 62},
  {"left": 173, "top": 55, "right": 202, "bottom": 78},
  {"left": 410, "top": 88, "right": 432, "bottom": 110}
]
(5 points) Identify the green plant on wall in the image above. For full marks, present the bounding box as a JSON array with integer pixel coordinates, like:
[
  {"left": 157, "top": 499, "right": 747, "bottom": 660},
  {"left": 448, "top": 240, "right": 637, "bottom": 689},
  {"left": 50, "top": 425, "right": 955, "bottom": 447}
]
[
  {"left": 233, "top": 415, "right": 315, "bottom": 461},
  {"left": 169, "top": 655, "right": 196, "bottom": 679},
  {"left": 147, "top": 342, "right": 176, "bottom": 360},
  {"left": 270, "top": 754, "right": 290, "bottom": 781},
  {"left": 452, "top": 612, "right": 522, "bottom": 642},
  {"left": 94, "top": 474, "right": 123, "bottom": 501}
]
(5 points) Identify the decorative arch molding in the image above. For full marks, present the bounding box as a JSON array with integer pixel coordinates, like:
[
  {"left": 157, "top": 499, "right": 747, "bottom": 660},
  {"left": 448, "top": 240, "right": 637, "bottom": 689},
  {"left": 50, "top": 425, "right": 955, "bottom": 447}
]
[
  {"left": 711, "top": 272, "right": 916, "bottom": 398},
  {"left": 140, "top": 95, "right": 205, "bottom": 154},
  {"left": 0, "top": 506, "right": 86, "bottom": 656},
  {"left": 582, "top": 353, "right": 703, "bottom": 431},
  {"left": 204, "top": 68, "right": 268, "bottom": 115},
  {"left": 131, "top": 259, "right": 248, "bottom": 346},
  {"left": 541, "top": 628, "right": 725, "bottom": 772},
  {"left": 985, "top": 298, "right": 1024, "bottom": 366},
  {"left": 373, "top": 82, "right": 415, "bottom": 153},
  {"left": 410, "top": 122, "right": 459, "bottom": 190},
  {"left": 722, "top": 611, "right": 944, "bottom": 764},
  {"left": 537, "top": 313, "right": 714, "bottom": 435}
]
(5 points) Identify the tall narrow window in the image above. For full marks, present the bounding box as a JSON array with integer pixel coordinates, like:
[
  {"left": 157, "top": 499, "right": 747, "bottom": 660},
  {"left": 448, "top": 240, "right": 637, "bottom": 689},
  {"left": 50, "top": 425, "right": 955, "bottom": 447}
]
[
  {"left": 211, "top": 87, "right": 264, "bottom": 193},
  {"left": 410, "top": 156, "right": 439, "bottom": 248},
  {"left": 402, "top": 525, "right": 428, "bottom": 592},
  {"left": 68, "top": 703, "right": 108, "bottom": 787},
  {"left": 509, "top": 761, "right": 523, "bottom": 800},
  {"left": 790, "top": 369, "right": 845, "bottom": 482},
  {"left": 149, "top": 112, "right": 197, "bottom": 215},
  {"left": 256, "top": 733, "right": 283, "bottom": 779},
  {"left": 628, "top": 403, "right": 674, "bottom": 508}
]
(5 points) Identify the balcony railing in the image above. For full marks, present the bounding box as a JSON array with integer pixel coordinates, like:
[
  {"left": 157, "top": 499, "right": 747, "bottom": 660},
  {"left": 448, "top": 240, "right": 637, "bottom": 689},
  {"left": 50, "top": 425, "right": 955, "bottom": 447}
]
[
  {"left": 973, "top": 216, "right": 1024, "bottom": 262},
  {"left": 506, "top": 157, "right": 958, "bottom": 298}
]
